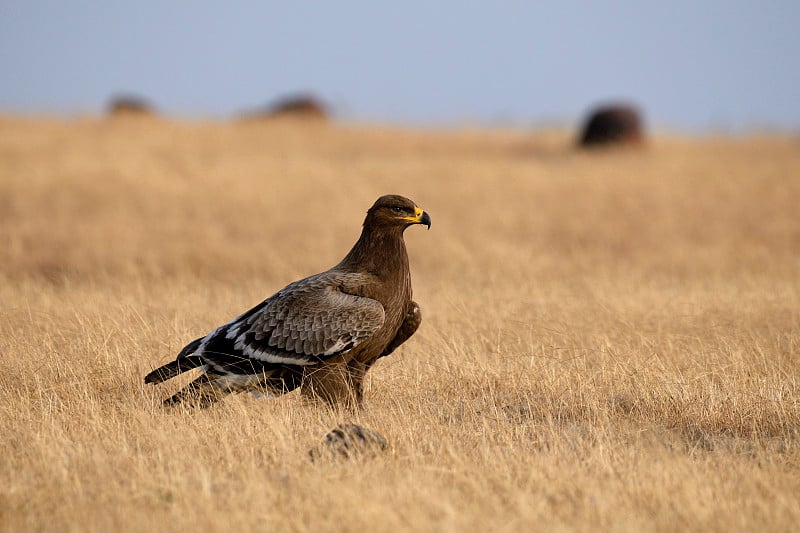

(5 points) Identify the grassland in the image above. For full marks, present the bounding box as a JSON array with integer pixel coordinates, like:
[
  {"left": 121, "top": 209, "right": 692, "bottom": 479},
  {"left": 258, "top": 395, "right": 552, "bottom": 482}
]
[{"left": 1, "top": 116, "right": 799, "bottom": 532}]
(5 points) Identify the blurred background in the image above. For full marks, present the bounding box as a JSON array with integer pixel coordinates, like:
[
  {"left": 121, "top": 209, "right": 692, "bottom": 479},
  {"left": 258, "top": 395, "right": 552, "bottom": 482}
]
[{"left": 1, "top": 0, "right": 798, "bottom": 132}]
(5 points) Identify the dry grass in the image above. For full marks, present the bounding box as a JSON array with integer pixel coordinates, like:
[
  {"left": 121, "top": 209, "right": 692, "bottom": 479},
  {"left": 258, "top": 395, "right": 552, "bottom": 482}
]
[{"left": 1, "top": 116, "right": 799, "bottom": 532}]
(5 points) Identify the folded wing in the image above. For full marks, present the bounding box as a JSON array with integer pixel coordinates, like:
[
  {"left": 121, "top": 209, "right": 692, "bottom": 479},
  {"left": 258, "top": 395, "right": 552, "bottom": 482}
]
[{"left": 198, "top": 273, "right": 385, "bottom": 374}]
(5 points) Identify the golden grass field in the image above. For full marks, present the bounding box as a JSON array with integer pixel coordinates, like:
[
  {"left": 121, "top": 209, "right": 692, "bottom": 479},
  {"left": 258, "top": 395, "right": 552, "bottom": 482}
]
[{"left": 1, "top": 116, "right": 799, "bottom": 532}]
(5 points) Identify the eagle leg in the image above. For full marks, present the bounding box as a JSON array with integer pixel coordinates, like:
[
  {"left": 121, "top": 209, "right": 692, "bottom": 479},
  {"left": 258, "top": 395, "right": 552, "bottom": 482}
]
[
  {"left": 301, "top": 361, "right": 361, "bottom": 409},
  {"left": 346, "top": 359, "right": 368, "bottom": 407}
]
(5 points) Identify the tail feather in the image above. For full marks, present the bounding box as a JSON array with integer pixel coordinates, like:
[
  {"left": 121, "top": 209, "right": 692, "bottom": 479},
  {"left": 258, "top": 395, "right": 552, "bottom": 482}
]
[
  {"left": 144, "top": 355, "right": 204, "bottom": 384},
  {"left": 177, "top": 337, "right": 204, "bottom": 358},
  {"left": 162, "top": 374, "right": 229, "bottom": 408}
]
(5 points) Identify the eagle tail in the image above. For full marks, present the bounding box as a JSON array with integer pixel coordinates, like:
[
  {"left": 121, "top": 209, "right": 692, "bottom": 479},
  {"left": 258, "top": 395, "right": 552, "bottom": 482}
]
[
  {"left": 176, "top": 336, "right": 205, "bottom": 358},
  {"left": 144, "top": 354, "right": 205, "bottom": 384},
  {"left": 144, "top": 336, "right": 206, "bottom": 384},
  {"left": 162, "top": 374, "right": 229, "bottom": 408}
]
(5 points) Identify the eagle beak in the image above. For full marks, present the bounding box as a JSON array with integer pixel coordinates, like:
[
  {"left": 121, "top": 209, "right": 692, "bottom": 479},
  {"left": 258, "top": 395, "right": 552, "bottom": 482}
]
[
  {"left": 404, "top": 206, "right": 431, "bottom": 229},
  {"left": 420, "top": 210, "right": 431, "bottom": 230},
  {"left": 400, "top": 206, "right": 431, "bottom": 229}
]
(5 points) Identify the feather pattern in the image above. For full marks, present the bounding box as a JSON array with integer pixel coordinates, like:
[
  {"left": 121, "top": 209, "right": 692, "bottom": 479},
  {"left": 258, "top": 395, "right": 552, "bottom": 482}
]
[{"left": 197, "top": 272, "right": 385, "bottom": 372}]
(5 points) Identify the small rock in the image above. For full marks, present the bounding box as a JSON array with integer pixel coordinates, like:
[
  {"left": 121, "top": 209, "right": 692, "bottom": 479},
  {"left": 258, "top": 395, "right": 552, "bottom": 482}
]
[{"left": 308, "top": 424, "right": 388, "bottom": 461}]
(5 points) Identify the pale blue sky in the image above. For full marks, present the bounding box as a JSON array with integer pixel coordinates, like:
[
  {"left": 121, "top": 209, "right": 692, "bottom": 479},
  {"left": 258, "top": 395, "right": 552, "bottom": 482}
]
[{"left": 1, "top": 1, "right": 797, "bottom": 131}]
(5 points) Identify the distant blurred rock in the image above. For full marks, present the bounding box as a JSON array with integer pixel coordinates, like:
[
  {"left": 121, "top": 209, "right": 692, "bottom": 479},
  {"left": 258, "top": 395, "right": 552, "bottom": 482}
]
[
  {"left": 578, "top": 103, "right": 644, "bottom": 148},
  {"left": 242, "top": 94, "right": 329, "bottom": 121},
  {"left": 107, "top": 94, "right": 157, "bottom": 117},
  {"left": 308, "top": 424, "right": 388, "bottom": 461}
]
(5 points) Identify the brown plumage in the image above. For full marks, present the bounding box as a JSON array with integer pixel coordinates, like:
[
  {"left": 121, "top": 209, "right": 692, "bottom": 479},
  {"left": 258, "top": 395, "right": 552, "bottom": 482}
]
[{"left": 144, "top": 195, "right": 430, "bottom": 408}]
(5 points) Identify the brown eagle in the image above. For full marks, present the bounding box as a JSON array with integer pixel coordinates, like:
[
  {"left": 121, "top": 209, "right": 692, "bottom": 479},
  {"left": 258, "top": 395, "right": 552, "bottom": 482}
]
[{"left": 144, "top": 195, "right": 430, "bottom": 408}]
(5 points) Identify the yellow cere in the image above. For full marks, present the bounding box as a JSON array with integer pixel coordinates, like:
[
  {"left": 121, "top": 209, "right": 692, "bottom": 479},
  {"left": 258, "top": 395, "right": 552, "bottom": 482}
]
[{"left": 402, "top": 206, "right": 424, "bottom": 222}]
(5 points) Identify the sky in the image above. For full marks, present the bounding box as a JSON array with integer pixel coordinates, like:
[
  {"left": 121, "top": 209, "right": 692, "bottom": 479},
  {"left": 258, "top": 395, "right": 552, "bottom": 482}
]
[{"left": 0, "top": 1, "right": 798, "bottom": 132}]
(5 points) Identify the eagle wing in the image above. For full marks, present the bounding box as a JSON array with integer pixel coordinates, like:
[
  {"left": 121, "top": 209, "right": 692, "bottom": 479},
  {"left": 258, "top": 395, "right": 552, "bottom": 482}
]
[{"left": 197, "top": 272, "right": 385, "bottom": 373}]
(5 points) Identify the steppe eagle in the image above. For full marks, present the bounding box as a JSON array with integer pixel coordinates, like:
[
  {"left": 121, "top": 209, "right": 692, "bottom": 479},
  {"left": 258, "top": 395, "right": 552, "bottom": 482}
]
[{"left": 144, "top": 195, "right": 430, "bottom": 408}]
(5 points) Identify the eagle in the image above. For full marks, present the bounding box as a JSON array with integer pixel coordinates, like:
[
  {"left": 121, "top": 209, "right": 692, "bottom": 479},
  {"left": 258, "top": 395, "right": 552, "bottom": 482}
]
[{"left": 144, "top": 194, "right": 431, "bottom": 408}]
